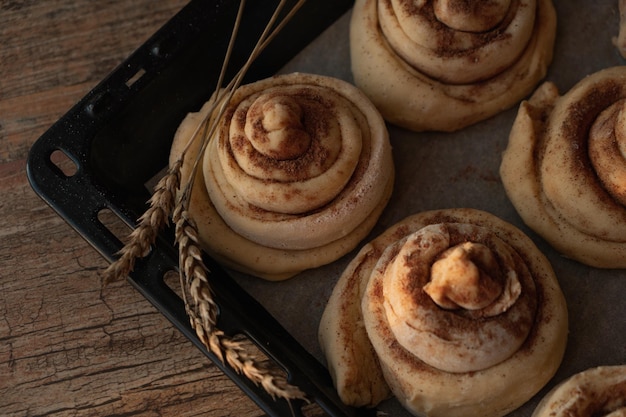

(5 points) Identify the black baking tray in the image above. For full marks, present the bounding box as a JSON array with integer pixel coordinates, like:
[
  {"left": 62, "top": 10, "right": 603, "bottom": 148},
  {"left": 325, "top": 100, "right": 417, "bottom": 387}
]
[{"left": 26, "top": 1, "right": 372, "bottom": 416}]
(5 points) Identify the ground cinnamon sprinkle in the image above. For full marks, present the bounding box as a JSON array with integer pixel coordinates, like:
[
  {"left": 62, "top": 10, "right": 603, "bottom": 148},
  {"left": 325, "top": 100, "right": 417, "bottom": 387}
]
[
  {"left": 444, "top": 0, "right": 474, "bottom": 14},
  {"left": 391, "top": 0, "right": 514, "bottom": 56},
  {"left": 227, "top": 91, "right": 338, "bottom": 181},
  {"left": 560, "top": 82, "right": 622, "bottom": 176}
]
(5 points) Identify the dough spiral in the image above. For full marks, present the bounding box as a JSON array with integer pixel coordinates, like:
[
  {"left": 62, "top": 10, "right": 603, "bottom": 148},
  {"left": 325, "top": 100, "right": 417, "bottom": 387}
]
[
  {"left": 350, "top": 0, "right": 557, "bottom": 132},
  {"left": 170, "top": 73, "right": 394, "bottom": 280},
  {"left": 318, "top": 208, "right": 568, "bottom": 417},
  {"left": 532, "top": 366, "right": 626, "bottom": 417},
  {"left": 500, "top": 66, "right": 626, "bottom": 268}
]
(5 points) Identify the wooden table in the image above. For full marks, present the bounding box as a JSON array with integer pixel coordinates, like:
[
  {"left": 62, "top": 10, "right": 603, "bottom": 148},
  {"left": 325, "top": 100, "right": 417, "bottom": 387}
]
[{"left": 0, "top": 1, "right": 264, "bottom": 415}]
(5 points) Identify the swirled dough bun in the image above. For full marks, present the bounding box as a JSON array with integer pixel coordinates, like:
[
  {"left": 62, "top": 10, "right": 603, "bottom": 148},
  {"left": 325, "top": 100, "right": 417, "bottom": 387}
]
[
  {"left": 350, "top": 0, "right": 557, "bottom": 132},
  {"left": 169, "top": 73, "right": 394, "bottom": 281},
  {"left": 319, "top": 208, "right": 568, "bottom": 417},
  {"left": 500, "top": 66, "right": 626, "bottom": 269},
  {"left": 532, "top": 365, "right": 626, "bottom": 417}
]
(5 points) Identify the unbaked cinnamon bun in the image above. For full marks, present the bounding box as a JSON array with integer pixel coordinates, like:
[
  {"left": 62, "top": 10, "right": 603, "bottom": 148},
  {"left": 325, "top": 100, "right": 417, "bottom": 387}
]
[
  {"left": 532, "top": 365, "right": 626, "bottom": 417},
  {"left": 500, "top": 66, "right": 626, "bottom": 269},
  {"left": 319, "top": 208, "right": 568, "bottom": 417},
  {"left": 170, "top": 73, "right": 394, "bottom": 280},
  {"left": 350, "top": 0, "right": 557, "bottom": 132}
]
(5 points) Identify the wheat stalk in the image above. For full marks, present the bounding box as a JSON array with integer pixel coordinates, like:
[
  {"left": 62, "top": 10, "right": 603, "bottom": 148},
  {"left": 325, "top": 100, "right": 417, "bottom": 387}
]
[
  {"left": 102, "top": 158, "right": 181, "bottom": 285},
  {"left": 103, "top": 0, "right": 309, "bottom": 405}
]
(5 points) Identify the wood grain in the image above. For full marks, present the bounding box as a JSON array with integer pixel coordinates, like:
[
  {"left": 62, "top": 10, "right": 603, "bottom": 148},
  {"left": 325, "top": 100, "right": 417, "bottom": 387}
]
[{"left": 0, "top": 1, "right": 266, "bottom": 415}]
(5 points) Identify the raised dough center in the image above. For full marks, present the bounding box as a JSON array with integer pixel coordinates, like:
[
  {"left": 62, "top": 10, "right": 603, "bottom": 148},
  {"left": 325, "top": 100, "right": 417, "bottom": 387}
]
[
  {"left": 247, "top": 95, "right": 311, "bottom": 160},
  {"left": 425, "top": 242, "right": 503, "bottom": 310},
  {"left": 433, "top": 0, "right": 511, "bottom": 32}
]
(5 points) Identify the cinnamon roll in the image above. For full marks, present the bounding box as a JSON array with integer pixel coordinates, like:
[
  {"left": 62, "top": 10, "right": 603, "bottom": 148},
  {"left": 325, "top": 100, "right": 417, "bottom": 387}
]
[
  {"left": 500, "top": 66, "right": 626, "bottom": 269},
  {"left": 532, "top": 365, "right": 626, "bottom": 417},
  {"left": 169, "top": 73, "right": 394, "bottom": 280},
  {"left": 350, "top": 0, "right": 557, "bottom": 132},
  {"left": 319, "top": 208, "right": 568, "bottom": 417}
]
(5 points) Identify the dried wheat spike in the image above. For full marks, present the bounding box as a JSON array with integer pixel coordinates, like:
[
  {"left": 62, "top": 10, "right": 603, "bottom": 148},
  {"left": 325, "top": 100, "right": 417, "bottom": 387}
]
[
  {"left": 173, "top": 205, "right": 307, "bottom": 402},
  {"left": 102, "top": 159, "right": 182, "bottom": 285}
]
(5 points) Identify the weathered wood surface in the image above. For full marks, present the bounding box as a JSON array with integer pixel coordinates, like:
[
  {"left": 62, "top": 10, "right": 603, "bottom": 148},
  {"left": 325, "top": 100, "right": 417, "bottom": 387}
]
[{"left": 0, "top": 1, "right": 267, "bottom": 415}]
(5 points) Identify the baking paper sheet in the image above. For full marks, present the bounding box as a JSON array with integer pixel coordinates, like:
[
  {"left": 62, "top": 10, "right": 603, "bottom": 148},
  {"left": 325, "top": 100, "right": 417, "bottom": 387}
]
[{"left": 228, "top": 2, "right": 626, "bottom": 415}]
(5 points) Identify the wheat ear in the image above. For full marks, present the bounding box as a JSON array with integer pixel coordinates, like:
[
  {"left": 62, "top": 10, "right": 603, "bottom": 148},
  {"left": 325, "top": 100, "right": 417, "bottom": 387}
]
[
  {"left": 102, "top": 158, "right": 181, "bottom": 285},
  {"left": 173, "top": 204, "right": 306, "bottom": 401}
]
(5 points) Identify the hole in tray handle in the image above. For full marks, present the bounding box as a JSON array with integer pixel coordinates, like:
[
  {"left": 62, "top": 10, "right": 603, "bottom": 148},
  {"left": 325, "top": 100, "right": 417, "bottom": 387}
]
[
  {"left": 50, "top": 149, "right": 79, "bottom": 177},
  {"left": 97, "top": 207, "right": 139, "bottom": 249},
  {"left": 125, "top": 67, "right": 147, "bottom": 88}
]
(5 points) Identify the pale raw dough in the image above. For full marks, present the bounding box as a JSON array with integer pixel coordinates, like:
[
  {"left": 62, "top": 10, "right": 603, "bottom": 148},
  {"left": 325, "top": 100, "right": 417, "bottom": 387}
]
[
  {"left": 349, "top": 0, "right": 557, "bottom": 132},
  {"left": 319, "top": 208, "right": 568, "bottom": 417},
  {"left": 532, "top": 365, "right": 626, "bottom": 417},
  {"left": 170, "top": 73, "right": 394, "bottom": 280},
  {"left": 500, "top": 66, "right": 626, "bottom": 269}
]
